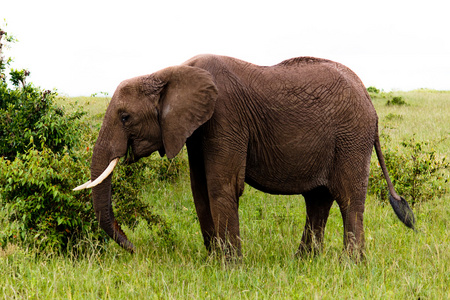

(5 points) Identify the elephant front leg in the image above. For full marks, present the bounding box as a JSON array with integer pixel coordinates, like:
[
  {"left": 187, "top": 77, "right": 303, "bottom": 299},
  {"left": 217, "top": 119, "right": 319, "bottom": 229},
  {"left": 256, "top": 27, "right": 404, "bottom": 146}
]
[
  {"left": 200, "top": 132, "right": 247, "bottom": 257},
  {"left": 190, "top": 169, "right": 216, "bottom": 251},
  {"left": 209, "top": 195, "right": 242, "bottom": 257},
  {"left": 187, "top": 142, "right": 216, "bottom": 251},
  {"left": 205, "top": 163, "right": 246, "bottom": 257},
  {"left": 193, "top": 192, "right": 216, "bottom": 251}
]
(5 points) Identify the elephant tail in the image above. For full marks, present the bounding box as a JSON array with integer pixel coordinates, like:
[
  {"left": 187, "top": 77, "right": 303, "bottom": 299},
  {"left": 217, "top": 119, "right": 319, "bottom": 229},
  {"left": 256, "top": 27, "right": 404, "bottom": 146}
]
[{"left": 374, "top": 130, "right": 416, "bottom": 230}]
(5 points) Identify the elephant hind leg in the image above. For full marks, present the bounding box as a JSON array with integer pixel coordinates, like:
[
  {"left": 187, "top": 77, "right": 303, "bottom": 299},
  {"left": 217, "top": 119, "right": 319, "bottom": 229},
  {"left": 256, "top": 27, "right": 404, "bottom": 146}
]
[
  {"left": 334, "top": 185, "right": 367, "bottom": 259},
  {"left": 331, "top": 139, "right": 372, "bottom": 259},
  {"left": 297, "top": 186, "right": 334, "bottom": 256}
]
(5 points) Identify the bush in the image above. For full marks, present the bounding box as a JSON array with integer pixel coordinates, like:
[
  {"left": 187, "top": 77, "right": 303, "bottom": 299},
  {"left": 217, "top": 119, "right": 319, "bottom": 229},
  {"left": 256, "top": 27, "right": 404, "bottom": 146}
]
[
  {"left": 1, "top": 28, "right": 86, "bottom": 159},
  {"left": 366, "top": 86, "right": 408, "bottom": 106},
  {"left": 384, "top": 113, "right": 404, "bottom": 122},
  {"left": 0, "top": 75, "right": 86, "bottom": 159},
  {"left": 0, "top": 27, "right": 103, "bottom": 252},
  {"left": 0, "top": 147, "right": 106, "bottom": 252},
  {"left": 369, "top": 131, "right": 450, "bottom": 205},
  {"left": 386, "top": 96, "right": 407, "bottom": 106},
  {"left": 112, "top": 159, "right": 170, "bottom": 228},
  {"left": 367, "top": 86, "right": 380, "bottom": 94},
  {"left": 0, "top": 131, "right": 183, "bottom": 252},
  {"left": 150, "top": 151, "right": 188, "bottom": 182}
]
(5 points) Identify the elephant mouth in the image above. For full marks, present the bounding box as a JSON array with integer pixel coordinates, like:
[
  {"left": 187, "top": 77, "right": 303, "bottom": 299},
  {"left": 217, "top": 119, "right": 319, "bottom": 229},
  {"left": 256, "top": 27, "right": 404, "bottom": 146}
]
[
  {"left": 158, "top": 147, "right": 166, "bottom": 158},
  {"left": 124, "top": 145, "right": 136, "bottom": 164},
  {"left": 124, "top": 139, "right": 167, "bottom": 164}
]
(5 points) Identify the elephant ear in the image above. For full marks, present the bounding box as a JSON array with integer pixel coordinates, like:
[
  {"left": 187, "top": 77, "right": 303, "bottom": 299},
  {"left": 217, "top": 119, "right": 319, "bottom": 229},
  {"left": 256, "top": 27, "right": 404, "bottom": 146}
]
[{"left": 154, "top": 65, "right": 218, "bottom": 159}]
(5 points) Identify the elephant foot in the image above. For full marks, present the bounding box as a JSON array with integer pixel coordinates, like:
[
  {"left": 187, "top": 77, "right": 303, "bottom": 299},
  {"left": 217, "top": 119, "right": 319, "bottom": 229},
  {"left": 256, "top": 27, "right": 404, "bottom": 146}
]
[
  {"left": 342, "top": 243, "right": 366, "bottom": 263},
  {"left": 295, "top": 240, "right": 324, "bottom": 258},
  {"left": 207, "top": 236, "right": 242, "bottom": 260},
  {"left": 346, "top": 248, "right": 366, "bottom": 262},
  {"left": 338, "top": 249, "right": 366, "bottom": 264}
]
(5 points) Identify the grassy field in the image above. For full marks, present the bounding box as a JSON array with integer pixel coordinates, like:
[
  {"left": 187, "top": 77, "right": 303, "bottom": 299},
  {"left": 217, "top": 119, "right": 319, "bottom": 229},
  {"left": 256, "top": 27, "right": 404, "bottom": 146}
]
[{"left": 1, "top": 90, "right": 450, "bottom": 299}]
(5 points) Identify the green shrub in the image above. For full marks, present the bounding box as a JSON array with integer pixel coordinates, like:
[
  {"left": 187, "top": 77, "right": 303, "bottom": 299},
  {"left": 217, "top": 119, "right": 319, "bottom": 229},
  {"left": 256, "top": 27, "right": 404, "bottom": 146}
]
[
  {"left": 1, "top": 28, "right": 86, "bottom": 159},
  {"left": 384, "top": 113, "right": 404, "bottom": 122},
  {"left": 0, "top": 147, "right": 106, "bottom": 252},
  {"left": 0, "top": 137, "right": 183, "bottom": 252},
  {"left": 367, "top": 88, "right": 391, "bottom": 102},
  {"left": 386, "top": 96, "right": 407, "bottom": 106},
  {"left": 0, "top": 77, "right": 86, "bottom": 159},
  {"left": 0, "top": 28, "right": 103, "bottom": 252},
  {"left": 151, "top": 151, "right": 188, "bottom": 182},
  {"left": 369, "top": 132, "right": 450, "bottom": 205},
  {"left": 366, "top": 86, "right": 408, "bottom": 106},
  {"left": 112, "top": 159, "right": 171, "bottom": 228},
  {"left": 367, "top": 86, "right": 380, "bottom": 94}
]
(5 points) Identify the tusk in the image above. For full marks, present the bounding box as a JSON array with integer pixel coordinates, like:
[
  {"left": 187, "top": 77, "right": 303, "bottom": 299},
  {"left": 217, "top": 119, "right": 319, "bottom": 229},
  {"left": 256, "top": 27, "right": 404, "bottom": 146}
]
[
  {"left": 86, "top": 157, "right": 119, "bottom": 189},
  {"left": 73, "top": 180, "right": 92, "bottom": 191}
]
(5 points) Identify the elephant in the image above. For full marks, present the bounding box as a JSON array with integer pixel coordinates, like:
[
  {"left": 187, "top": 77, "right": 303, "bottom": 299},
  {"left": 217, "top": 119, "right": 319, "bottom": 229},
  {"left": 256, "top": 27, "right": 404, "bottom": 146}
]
[{"left": 74, "top": 54, "right": 415, "bottom": 257}]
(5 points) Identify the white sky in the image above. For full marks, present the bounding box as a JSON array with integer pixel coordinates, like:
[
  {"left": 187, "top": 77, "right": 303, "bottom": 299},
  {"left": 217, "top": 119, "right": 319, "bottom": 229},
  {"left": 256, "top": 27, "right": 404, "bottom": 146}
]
[{"left": 2, "top": 0, "right": 450, "bottom": 96}]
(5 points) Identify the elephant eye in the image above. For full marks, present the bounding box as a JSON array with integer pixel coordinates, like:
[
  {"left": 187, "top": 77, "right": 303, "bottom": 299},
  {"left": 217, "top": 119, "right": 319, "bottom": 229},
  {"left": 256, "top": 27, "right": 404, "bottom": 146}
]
[{"left": 121, "top": 113, "right": 130, "bottom": 124}]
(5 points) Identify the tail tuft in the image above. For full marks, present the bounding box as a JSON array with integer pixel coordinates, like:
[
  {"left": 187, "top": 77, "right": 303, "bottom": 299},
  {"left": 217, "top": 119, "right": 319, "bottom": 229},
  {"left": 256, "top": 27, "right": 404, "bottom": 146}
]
[{"left": 389, "top": 195, "right": 416, "bottom": 230}]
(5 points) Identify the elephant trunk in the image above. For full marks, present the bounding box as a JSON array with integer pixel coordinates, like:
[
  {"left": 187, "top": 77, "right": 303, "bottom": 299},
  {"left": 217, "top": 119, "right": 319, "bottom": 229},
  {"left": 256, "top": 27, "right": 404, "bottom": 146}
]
[{"left": 90, "top": 144, "right": 135, "bottom": 253}]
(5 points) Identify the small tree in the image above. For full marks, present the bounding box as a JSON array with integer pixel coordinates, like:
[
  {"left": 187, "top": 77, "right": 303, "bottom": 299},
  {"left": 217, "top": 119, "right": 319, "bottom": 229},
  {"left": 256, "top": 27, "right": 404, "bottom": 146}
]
[
  {"left": 0, "top": 26, "right": 106, "bottom": 252},
  {"left": 0, "top": 33, "right": 85, "bottom": 159},
  {"left": 369, "top": 130, "right": 450, "bottom": 205}
]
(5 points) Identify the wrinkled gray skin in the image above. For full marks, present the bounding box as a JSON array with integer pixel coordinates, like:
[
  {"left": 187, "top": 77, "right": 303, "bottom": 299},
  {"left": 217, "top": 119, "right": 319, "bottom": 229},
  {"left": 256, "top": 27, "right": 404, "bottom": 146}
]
[{"left": 85, "top": 54, "right": 415, "bottom": 257}]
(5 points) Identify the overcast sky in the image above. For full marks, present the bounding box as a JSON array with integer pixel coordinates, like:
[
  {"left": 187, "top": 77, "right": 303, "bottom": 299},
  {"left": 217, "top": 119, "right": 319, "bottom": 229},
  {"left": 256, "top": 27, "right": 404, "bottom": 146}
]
[{"left": 2, "top": 0, "right": 449, "bottom": 96}]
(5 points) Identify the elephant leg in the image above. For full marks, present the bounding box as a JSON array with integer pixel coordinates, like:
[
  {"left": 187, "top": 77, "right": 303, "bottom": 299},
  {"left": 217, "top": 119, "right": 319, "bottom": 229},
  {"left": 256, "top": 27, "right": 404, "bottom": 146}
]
[
  {"left": 332, "top": 172, "right": 368, "bottom": 258},
  {"left": 331, "top": 141, "right": 372, "bottom": 259},
  {"left": 337, "top": 195, "right": 366, "bottom": 258},
  {"left": 208, "top": 189, "right": 242, "bottom": 256},
  {"left": 297, "top": 186, "right": 334, "bottom": 256},
  {"left": 204, "top": 156, "right": 246, "bottom": 257},
  {"left": 187, "top": 141, "right": 216, "bottom": 251}
]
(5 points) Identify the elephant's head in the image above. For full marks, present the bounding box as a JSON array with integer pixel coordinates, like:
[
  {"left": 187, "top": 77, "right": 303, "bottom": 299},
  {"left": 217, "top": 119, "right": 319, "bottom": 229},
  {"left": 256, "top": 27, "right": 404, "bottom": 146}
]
[{"left": 74, "top": 65, "right": 218, "bottom": 252}]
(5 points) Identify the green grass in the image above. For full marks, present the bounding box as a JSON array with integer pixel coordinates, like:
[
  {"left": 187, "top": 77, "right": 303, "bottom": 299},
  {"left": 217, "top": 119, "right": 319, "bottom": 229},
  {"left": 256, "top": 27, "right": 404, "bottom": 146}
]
[
  {"left": 2, "top": 90, "right": 450, "bottom": 298},
  {"left": 373, "top": 90, "right": 450, "bottom": 152},
  {"left": 57, "top": 96, "right": 110, "bottom": 129}
]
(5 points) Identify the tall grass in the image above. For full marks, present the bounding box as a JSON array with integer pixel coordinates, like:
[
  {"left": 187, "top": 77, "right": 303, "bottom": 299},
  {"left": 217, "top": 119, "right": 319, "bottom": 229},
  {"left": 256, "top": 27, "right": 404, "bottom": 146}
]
[
  {"left": 373, "top": 90, "right": 450, "bottom": 152},
  {"left": 1, "top": 90, "right": 450, "bottom": 298}
]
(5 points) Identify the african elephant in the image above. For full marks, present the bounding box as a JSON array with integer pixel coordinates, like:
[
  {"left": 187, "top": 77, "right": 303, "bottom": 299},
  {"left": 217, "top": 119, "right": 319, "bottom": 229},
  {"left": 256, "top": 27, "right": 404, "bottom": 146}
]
[{"left": 74, "top": 54, "right": 415, "bottom": 257}]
